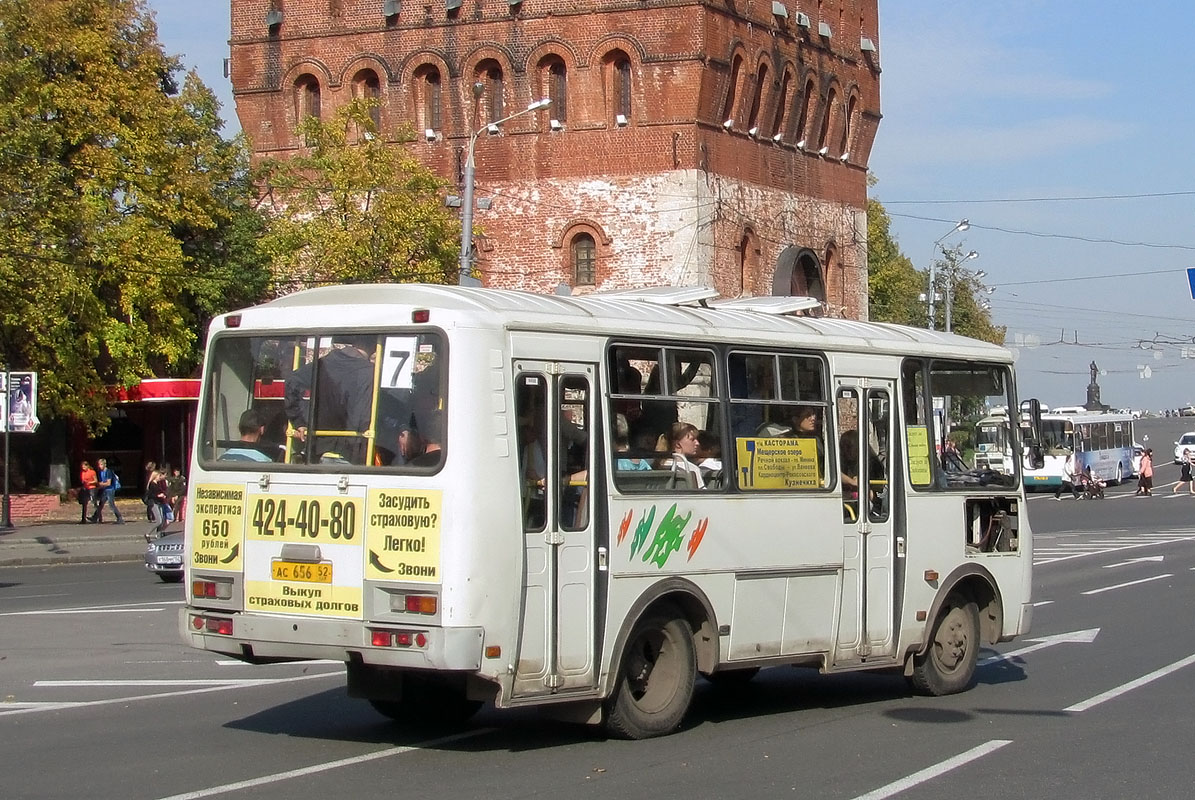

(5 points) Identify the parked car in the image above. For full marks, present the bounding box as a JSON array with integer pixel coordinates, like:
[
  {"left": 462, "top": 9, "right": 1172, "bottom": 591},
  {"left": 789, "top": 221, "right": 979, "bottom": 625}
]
[
  {"left": 1174, "top": 432, "right": 1195, "bottom": 464},
  {"left": 144, "top": 530, "right": 184, "bottom": 582}
]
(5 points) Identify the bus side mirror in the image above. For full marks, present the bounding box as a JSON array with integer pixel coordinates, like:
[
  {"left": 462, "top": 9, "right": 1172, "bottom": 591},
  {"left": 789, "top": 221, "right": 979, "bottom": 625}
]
[{"left": 1019, "top": 398, "right": 1045, "bottom": 469}]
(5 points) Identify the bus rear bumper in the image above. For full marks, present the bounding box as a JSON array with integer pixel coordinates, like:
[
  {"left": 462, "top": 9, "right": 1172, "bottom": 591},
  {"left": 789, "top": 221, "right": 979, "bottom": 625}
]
[{"left": 180, "top": 608, "right": 483, "bottom": 671}]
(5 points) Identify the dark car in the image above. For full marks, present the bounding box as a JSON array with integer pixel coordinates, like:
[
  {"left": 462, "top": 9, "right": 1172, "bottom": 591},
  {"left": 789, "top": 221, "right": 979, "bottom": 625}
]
[{"left": 144, "top": 531, "right": 184, "bottom": 582}]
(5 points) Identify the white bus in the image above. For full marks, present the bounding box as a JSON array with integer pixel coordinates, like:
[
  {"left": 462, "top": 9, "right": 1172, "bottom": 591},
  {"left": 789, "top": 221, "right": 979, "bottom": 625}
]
[
  {"left": 1022, "top": 411, "right": 1136, "bottom": 489},
  {"left": 181, "top": 284, "right": 1041, "bottom": 738},
  {"left": 974, "top": 409, "right": 1017, "bottom": 474}
]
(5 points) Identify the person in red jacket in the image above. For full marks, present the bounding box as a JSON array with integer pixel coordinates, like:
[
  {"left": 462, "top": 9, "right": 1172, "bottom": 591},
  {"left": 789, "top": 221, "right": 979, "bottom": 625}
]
[{"left": 79, "top": 461, "right": 98, "bottom": 524}]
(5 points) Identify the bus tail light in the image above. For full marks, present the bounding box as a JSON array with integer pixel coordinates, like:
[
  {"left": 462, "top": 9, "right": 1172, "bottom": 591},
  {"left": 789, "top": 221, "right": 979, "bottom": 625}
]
[
  {"left": 369, "top": 628, "right": 428, "bottom": 649},
  {"left": 190, "top": 614, "right": 233, "bottom": 636},
  {"left": 192, "top": 580, "right": 233, "bottom": 600},
  {"left": 412, "top": 309, "right": 430, "bottom": 323},
  {"left": 404, "top": 595, "right": 437, "bottom": 614}
]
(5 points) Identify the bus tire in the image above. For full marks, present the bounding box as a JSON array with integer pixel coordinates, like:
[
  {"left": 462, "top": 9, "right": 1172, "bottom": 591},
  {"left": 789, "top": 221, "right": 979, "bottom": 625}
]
[
  {"left": 908, "top": 592, "right": 980, "bottom": 697},
  {"left": 605, "top": 608, "right": 696, "bottom": 739}
]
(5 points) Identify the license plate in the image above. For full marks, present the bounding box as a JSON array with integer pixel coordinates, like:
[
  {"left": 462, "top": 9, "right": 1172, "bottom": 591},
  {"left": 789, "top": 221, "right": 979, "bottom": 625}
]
[
  {"left": 158, "top": 556, "right": 183, "bottom": 565},
  {"left": 271, "top": 560, "right": 332, "bottom": 584}
]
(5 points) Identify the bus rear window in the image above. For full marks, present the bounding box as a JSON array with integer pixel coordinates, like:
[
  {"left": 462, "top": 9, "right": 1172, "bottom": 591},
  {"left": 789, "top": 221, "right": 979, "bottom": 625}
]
[{"left": 198, "top": 331, "right": 445, "bottom": 470}]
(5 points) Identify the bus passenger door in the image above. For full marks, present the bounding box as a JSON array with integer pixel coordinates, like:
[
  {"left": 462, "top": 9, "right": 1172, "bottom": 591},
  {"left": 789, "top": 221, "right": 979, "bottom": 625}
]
[
  {"left": 512, "top": 362, "right": 599, "bottom": 697},
  {"left": 834, "top": 379, "right": 897, "bottom": 664}
]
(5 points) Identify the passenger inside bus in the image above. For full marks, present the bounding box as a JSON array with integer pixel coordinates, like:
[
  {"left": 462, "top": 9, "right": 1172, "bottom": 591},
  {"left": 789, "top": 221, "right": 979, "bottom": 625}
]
[
  {"left": 219, "top": 410, "right": 276, "bottom": 462},
  {"left": 657, "top": 422, "right": 706, "bottom": 489},
  {"left": 284, "top": 334, "right": 377, "bottom": 464}
]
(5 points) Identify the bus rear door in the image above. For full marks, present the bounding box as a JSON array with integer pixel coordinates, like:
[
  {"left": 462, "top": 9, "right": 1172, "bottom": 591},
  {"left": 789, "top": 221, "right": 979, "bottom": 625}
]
[
  {"left": 512, "top": 362, "right": 599, "bottom": 697},
  {"left": 834, "top": 379, "right": 898, "bottom": 664}
]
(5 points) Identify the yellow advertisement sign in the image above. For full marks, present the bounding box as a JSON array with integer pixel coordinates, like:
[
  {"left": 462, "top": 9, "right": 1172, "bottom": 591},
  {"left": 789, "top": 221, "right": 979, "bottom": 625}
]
[
  {"left": 244, "top": 580, "right": 363, "bottom": 618},
  {"left": 190, "top": 483, "right": 246, "bottom": 571},
  {"left": 364, "top": 489, "right": 443, "bottom": 582},
  {"left": 245, "top": 494, "right": 364, "bottom": 546},
  {"left": 907, "top": 426, "right": 933, "bottom": 486},
  {"left": 736, "top": 437, "right": 821, "bottom": 490}
]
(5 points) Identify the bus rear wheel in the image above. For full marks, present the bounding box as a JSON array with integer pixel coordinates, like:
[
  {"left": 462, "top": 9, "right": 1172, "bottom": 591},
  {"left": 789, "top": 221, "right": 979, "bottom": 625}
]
[
  {"left": 605, "top": 608, "right": 696, "bottom": 739},
  {"left": 908, "top": 592, "right": 980, "bottom": 696}
]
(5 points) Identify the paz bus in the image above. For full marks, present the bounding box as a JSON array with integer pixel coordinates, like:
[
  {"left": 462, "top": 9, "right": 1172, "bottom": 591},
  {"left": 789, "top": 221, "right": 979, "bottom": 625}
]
[
  {"left": 1022, "top": 411, "right": 1135, "bottom": 490},
  {"left": 181, "top": 284, "right": 1043, "bottom": 739}
]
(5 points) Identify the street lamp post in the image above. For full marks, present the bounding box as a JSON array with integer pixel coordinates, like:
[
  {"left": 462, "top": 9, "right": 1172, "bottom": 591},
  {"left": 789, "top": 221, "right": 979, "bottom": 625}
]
[
  {"left": 926, "top": 218, "right": 969, "bottom": 329},
  {"left": 458, "top": 96, "right": 551, "bottom": 285},
  {"left": 943, "top": 249, "right": 979, "bottom": 333}
]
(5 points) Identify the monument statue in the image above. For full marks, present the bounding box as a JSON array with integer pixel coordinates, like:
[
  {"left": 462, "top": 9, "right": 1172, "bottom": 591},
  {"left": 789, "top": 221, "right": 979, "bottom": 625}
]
[{"left": 1085, "top": 360, "right": 1106, "bottom": 411}]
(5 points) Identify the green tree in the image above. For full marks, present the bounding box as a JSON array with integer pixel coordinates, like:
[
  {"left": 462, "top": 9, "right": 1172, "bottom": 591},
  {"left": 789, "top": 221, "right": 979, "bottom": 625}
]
[
  {"left": 256, "top": 101, "right": 460, "bottom": 291},
  {"left": 0, "top": 0, "right": 269, "bottom": 431},
  {"left": 930, "top": 244, "right": 1005, "bottom": 345},
  {"left": 865, "top": 198, "right": 923, "bottom": 326}
]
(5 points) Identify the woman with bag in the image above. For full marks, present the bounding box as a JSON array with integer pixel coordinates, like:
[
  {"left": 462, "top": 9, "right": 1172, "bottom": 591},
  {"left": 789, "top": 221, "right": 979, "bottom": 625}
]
[
  {"left": 1136, "top": 448, "right": 1154, "bottom": 496},
  {"left": 145, "top": 469, "right": 171, "bottom": 540}
]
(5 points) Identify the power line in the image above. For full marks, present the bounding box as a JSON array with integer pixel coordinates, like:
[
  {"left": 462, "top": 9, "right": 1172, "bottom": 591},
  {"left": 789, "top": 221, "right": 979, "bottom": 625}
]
[
  {"left": 890, "top": 212, "right": 1195, "bottom": 251},
  {"left": 884, "top": 189, "right": 1195, "bottom": 205}
]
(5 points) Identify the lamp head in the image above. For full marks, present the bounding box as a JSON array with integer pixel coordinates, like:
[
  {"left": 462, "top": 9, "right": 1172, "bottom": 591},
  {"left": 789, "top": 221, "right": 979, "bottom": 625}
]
[
  {"left": 963, "top": 250, "right": 979, "bottom": 261},
  {"left": 472, "top": 82, "right": 485, "bottom": 98},
  {"left": 956, "top": 219, "right": 970, "bottom": 232},
  {"left": 527, "top": 97, "right": 551, "bottom": 111}
]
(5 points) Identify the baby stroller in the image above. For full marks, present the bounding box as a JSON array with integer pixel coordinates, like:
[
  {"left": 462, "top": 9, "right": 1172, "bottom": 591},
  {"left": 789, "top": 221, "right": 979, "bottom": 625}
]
[{"left": 1079, "top": 469, "right": 1105, "bottom": 500}]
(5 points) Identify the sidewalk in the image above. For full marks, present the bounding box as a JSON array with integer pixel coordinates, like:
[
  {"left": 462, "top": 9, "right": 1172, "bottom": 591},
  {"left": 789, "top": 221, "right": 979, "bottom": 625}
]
[{"left": 0, "top": 500, "right": 176, "bottom": 567}]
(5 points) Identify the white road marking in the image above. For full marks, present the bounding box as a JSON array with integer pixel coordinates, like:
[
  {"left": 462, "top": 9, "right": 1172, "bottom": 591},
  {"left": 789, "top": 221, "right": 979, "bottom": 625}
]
[
  {"left": 1065, "top": 653, "right": 1195, "bottom": 713},
  {"left": 0, "top": 593, "right": 70, "bottom": 600},
  {"left": 979, "top": 628, "right": 1099, "bottom": 666},
  {"left": 1032, "top": 600, "right": 1054, "bottom": 607},
  {"left": 34, "top": 679, "right": 312, "bottom": 687},
  {"left": 1103, "top": 555, "right": 1165, "bottom": 568},
  {"left": 1035, "top": 536, "right": 1195, "bottom": 565},
  {"left": 850, "top": 740, "right": 1013, "bottom": 800},
  {"left": 214, "top": 659, "right": 341, "bottom": 667},
  {"left": 0, "top": 599, "right": 184, "bottom": 617},
  {"left": 0, "top": 670, "right": 343, "bottom": 717},
  {"left": 1081, "top": 574, "right": 1174, "bottom": 595},
  {"left": 154, "top": 728, "right": 496, "bottom": 800}
]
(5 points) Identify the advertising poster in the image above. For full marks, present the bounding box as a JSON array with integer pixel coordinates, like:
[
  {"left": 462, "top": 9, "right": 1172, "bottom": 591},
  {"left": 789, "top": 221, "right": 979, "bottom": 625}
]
[{"left": 6, "top": 372, "right": 37, "bottom": 433}]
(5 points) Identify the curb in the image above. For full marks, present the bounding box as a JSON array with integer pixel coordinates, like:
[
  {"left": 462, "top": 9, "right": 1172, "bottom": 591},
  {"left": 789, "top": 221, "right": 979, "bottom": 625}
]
[{"left": 0, "top": 553, "right": 144, "bottom": 568}]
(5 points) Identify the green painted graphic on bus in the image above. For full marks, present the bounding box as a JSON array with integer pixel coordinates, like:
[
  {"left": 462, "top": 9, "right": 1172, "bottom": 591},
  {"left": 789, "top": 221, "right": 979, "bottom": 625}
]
[{"left": 619, "top": 505, "right": 709, "bottom": 567}]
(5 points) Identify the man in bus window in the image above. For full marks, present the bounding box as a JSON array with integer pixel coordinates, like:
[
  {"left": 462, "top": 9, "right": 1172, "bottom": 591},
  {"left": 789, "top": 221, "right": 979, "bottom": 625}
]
[
  {"left": 284, "top": 334, "right": 376, "bottom": 464},
  {"left": 220, "top": 410, "right": 275, "bottom": 462}
]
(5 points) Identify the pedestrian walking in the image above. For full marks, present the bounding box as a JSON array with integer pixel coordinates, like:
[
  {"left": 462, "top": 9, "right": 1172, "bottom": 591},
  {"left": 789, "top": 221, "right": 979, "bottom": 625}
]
[
  {"left": 167, "top": 466, "right": 187, "bottom": 523},
  {"left": 89, "top": 458, "right": 125, "bottom": 523},
  {"left": 1174, "top": 448, "right": 1195, "bottom": 495},
  {"left": 1136, "top": 448, "right": 1155, "bottom": 496},
  {"left": 145, "top": 468, "right": 171, "bottom": 541},
  {"left": 1054, "top": 452, "right": 1081, "bottom": 500},
  {"left": 78, "top": 460, "right": 98, "bottom": 523}
]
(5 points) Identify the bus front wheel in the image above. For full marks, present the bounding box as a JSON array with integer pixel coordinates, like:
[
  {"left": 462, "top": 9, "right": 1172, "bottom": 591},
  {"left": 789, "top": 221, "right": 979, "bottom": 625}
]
[
  {"left": 605, "top": 607, "right": 696, "bottom": 739},
  {"left": 908, "top": 592, "right": 980, "bottom": 696}
]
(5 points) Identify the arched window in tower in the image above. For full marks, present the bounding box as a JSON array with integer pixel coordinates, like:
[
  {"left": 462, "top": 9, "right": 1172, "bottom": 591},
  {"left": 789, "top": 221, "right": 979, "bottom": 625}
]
[
  {"left": 817, "top": 87, "right": 837, "bottom": 151},
  {"left": 539, "top": 56, "right": 567, "bottom": 123},
  {"left": 723, "top": 54, "right": 743, "bottom": 127},
  {"left": 840, "top": 94, "right": 857, "bottom": 158},
  {"left": 771, "top": 67, "right": 793, "bottom": 142},
  {"left": 737, "top": 229, "right": 758, "bottom": 296},
  {"left": 414, "top": 64, "right": 442, "bottom": 133},
  {"left": 746, "top": 63, "right": 768, "bottom": 135},
  {"left": 604, "top": 51, "right": 633, "bottom": 123},
  {"left": 773, "top": 246, "right": 826, "bottom": 310},
  {"left": 294, "top": 74, "right": 321, "bottom": 124},
  {"left": 352, "top": 69, "right": 382, "bottom": 131},
  {"left": 476, "top": 60, "right": 505, "bottom": 123},
  {"left": 796, "top": 78, "right": 816, "bottom": 146},
  {"left": 572, "top": 233, "right": 596, "bottom": 286}
]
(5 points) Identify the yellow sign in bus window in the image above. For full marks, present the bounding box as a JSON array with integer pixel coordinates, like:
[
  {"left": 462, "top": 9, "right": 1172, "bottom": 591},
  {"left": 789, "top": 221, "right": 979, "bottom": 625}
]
[
  {"left": 364, "top": 489, "right": 443, "bottom": 582},
  {"left": 735, "top": 437, "right": 821, "bottom": 490},
  {"left": 907, "top": 426, "right": 933, "bottom": 486},
  {"left": 246, "top": 495, "right": 364, "bottom": 545}
]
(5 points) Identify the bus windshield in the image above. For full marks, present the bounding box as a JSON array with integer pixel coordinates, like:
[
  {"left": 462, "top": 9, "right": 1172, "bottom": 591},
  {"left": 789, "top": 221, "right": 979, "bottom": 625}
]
[{"left": 198, "top": 330, "right": 446, "bottom": 470}]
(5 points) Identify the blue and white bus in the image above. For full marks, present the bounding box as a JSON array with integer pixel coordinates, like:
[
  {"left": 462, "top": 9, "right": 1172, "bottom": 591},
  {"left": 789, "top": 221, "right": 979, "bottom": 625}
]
[{"left": 1023, "top": 411, "right": 1135, "bottom": 489}]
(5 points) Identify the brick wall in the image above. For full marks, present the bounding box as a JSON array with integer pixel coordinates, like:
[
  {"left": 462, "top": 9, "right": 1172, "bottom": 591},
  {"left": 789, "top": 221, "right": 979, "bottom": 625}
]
[
  {"left": 230, "top": 0, "right": 880, "bottom": 318},
  {"left": 8, "top": 494, "right": 61, "bottom": 520}
]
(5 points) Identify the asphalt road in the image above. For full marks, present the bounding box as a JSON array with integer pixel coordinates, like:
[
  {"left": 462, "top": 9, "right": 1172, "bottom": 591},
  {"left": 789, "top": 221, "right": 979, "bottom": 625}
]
[{"left": 2, "top": 479, "right": 1194, "bottom": 800}]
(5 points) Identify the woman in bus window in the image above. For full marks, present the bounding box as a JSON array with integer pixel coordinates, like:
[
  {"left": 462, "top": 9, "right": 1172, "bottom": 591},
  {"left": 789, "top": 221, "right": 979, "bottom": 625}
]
[{"left": 658, "top": 422, "right": 705, "bottom": 489}]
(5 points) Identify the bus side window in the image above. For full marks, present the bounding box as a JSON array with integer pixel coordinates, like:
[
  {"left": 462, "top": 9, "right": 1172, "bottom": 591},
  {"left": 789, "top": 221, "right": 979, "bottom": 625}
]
[{"left": 516, "top": 375, "right": 548, "bottom": 531}]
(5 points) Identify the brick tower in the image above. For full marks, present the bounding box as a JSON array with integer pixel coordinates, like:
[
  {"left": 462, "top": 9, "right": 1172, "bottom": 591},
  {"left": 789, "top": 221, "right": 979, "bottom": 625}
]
[{"left": 229, "top": 0, "right": 880, "bottom": 317}]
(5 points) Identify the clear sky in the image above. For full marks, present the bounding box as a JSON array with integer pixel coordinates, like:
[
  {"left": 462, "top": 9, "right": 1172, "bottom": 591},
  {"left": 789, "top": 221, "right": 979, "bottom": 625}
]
[{"left": 148, "top": 0, "right": 1195, "bottom": 414}]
